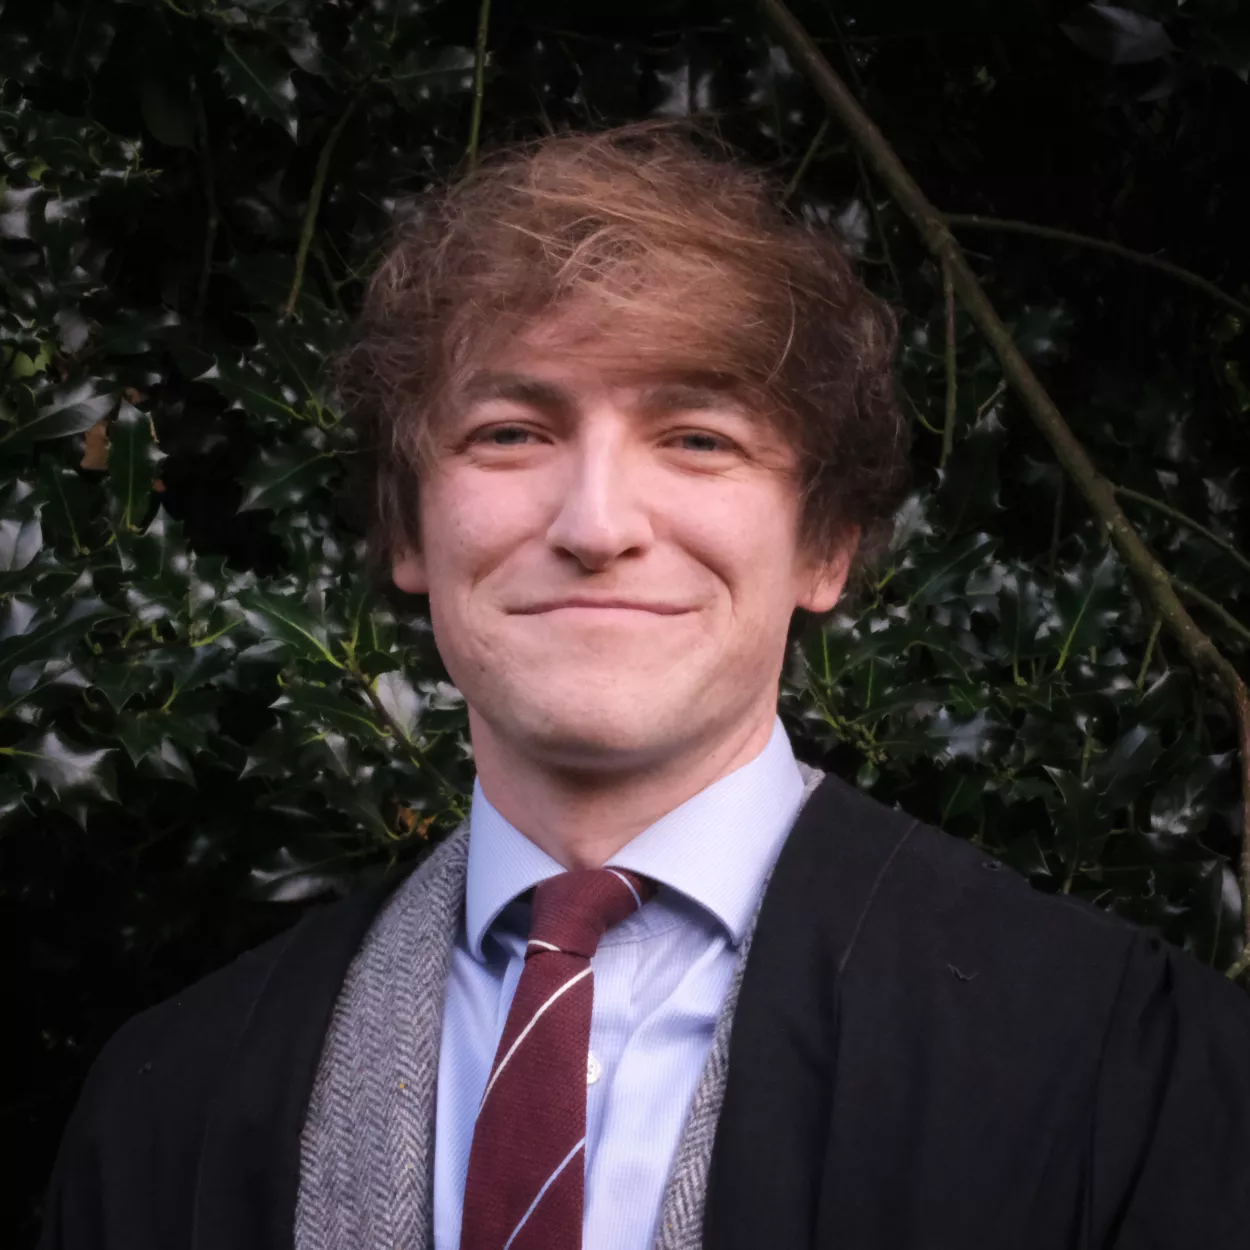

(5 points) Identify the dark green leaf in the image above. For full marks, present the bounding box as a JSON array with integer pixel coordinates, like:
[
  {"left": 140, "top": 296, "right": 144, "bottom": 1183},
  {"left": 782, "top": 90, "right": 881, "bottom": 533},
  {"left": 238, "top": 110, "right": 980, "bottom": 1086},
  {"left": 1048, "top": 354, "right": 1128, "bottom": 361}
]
[
  {"left": 1, "top": 381, "right": 113, "bottom": 447},
  {"left": 8, "top": 730, "right": 118, "bottom": 802},
  {"left": 108, "top": 402, "right": 165, "bottom": 531},
  {"left": 238, "top": 444, "right": 335, "bottom": 513},
  {"left": 238, "top": 587, "right": 342, "bottom": 666},
  {"left": 217, "top": 39, "right": 297, "bottom": 136}
]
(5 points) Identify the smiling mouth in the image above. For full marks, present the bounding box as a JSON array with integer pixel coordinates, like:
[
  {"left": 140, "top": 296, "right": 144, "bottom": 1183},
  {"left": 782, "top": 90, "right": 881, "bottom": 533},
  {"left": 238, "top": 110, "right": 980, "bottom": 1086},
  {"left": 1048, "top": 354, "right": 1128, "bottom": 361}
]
[{"left": 515, "top": 598, "right": 693, "bottom": 615}]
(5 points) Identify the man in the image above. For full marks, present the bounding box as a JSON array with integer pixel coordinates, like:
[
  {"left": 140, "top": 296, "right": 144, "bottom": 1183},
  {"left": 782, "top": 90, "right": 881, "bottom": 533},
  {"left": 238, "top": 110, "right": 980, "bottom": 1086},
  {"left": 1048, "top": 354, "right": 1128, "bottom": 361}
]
[{"left": 41, "top": 124, "right": 1250, "bottom": 1250}]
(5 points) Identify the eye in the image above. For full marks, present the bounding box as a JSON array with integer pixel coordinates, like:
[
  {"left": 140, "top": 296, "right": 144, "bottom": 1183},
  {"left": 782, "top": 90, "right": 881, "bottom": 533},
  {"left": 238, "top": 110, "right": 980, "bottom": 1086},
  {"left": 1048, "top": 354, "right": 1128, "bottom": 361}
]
[
  {"left": 469, "top": 424, "right": 540, "bottom": 447},
  {"left": 668, "top": 429, "right": 736, "bottom": 453}
]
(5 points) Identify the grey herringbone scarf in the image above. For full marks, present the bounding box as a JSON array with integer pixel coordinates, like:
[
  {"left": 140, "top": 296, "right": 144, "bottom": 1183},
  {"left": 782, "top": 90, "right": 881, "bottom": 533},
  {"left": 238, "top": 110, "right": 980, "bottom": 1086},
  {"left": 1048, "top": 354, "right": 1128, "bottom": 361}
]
[{"left": 296, "top": 764, "right": 825, "bottom": 1250}]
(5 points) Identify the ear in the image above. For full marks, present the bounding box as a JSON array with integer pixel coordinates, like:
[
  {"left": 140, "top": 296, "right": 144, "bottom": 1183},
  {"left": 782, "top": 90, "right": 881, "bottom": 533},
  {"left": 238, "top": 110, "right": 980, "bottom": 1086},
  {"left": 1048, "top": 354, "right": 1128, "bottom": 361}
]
[
  {"left": 795, "top": 527, "right": 860, "bottom": 615},
  {"left": 392, "top": 546, "right": 428, "bottom": 595}
]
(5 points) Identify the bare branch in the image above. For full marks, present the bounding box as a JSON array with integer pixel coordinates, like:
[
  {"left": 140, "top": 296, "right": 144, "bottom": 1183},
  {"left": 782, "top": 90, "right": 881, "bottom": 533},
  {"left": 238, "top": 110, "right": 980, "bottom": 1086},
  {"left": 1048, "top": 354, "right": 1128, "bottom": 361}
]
[
  {"left": 1173, "top": 578, "right": 1250, "bottom": 650},
  {"left": 760, "top": 0, "right": 1250, "bottom": 959},
  {"left": 941, "top": 259, "right": 956, "bottom": 468},
  {"left": 192, "top": 82, "right": 218, "bottom": 329},
  {"left": 944, "top": 213, "right": 1250, "bottom": 321},
  {"left": 467, "top": 0, "right": 492, "bottom": 168},
  {"left": 1115, "top": 485, "right": 1250, "bottom": 579},
  {"left": 782, "top": 115, "right": 830, "bottom": 204}
]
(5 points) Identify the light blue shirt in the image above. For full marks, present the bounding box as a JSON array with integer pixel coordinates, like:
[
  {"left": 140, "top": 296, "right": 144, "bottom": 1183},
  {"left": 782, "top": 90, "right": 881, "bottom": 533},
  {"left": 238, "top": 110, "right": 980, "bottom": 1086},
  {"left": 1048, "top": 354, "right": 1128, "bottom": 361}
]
[{"left": 432, "top": 718, "right": 806, "bottom": 1250}]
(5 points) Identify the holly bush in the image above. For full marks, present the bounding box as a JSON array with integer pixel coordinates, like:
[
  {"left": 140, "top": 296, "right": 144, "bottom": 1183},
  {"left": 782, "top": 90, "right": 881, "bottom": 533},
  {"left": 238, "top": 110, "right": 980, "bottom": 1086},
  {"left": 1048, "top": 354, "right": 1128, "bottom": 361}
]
[{"left": 5, "top": 0, "right": 1250, "bottom": 1239}]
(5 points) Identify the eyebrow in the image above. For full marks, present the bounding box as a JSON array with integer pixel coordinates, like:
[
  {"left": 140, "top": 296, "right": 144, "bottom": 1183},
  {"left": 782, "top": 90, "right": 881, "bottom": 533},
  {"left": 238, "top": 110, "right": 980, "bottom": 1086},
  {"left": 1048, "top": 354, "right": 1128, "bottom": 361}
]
[
  {"left": 459, "top": 372, "right": 575, "bottom": 415},
  {"left": 639, "top": 378, "right": 750, "bottom": 415},
  {"left": 458, "top": 370, "right": 751, "bottom": 418}
]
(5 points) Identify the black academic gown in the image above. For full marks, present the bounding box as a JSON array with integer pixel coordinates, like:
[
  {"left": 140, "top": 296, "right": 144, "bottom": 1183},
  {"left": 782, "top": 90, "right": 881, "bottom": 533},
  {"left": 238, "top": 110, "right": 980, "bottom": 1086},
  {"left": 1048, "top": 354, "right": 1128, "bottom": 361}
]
[{"left": 38, "top": 774, "right": 1250, "bottom": 1250}]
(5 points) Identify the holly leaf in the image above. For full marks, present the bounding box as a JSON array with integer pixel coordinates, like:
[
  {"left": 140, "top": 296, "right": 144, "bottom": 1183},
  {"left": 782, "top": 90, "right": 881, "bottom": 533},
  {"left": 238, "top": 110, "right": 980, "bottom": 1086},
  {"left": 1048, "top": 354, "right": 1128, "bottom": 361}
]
[
  {"left": 138, "top": 77, "right": 195, "bottom": 149},
  {"left": 0, "top": 596, "right": 113, "bottom": 688},
  {"left": 218, "top": 39, "right": 297, "bottom": 136},
  {"left": 1062, "top": 5, "right": 1174, "bottom": 65},
  {"left": 1092, "top": 723, "right": 1162, "bottom": 810},
  {"left": 273, "top": 682, "right": 386, "bottom": 742},
  {"left": 9, "top": 730, "right": 118, "bottom": 803},
  {"left": 0, "top": 479, "right": 43, "bottom": 572},
  {"left": 1, "top": 381, "right": 114, "bottom": 448},
  {"left": 238, "top": 587, "right": 341, "bottom": 666},
  {"left": 238, "top": 444, "right": 335, "bottom": 513},
  {"left": 109, "top": 402, "right": 165, "bottom": 531},
  {"left": 373, "top": 669, "right": 422, "bottom": 741}
]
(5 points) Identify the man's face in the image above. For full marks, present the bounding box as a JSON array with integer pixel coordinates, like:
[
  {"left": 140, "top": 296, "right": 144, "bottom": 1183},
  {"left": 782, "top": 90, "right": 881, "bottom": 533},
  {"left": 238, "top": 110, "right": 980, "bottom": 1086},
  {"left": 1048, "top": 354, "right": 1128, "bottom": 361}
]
[{"left": 393, "top": 330, "right": 855, "bottom": 775}]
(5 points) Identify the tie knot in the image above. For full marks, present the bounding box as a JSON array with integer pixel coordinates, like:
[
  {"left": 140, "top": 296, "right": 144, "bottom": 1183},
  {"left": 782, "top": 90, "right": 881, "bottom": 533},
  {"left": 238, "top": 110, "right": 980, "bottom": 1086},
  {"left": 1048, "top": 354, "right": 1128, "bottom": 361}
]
[{"left": 527, "top": 868, "right": 655, "bottom": 959}]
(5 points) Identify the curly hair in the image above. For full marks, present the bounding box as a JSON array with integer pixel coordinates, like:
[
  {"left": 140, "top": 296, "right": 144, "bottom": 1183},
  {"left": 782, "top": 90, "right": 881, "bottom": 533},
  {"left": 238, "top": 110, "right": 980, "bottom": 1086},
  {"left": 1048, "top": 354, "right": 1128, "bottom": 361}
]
[{"left": 341, "top": 120, "right": 909, "bottom": 577}]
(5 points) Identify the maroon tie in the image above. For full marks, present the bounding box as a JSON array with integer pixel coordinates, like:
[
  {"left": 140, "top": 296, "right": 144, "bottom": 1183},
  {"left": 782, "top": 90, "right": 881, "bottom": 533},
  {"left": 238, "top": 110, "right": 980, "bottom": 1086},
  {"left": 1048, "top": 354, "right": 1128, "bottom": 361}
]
[{"left": 459, "top": 867, "right": 656, "bottom": 1250}]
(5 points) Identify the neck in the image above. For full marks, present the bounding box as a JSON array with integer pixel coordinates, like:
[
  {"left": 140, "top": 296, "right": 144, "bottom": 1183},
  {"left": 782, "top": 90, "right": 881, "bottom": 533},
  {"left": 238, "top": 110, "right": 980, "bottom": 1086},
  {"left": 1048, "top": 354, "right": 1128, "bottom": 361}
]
[{"left": 469, "top": 703, "right": 780, "bottom": 870}]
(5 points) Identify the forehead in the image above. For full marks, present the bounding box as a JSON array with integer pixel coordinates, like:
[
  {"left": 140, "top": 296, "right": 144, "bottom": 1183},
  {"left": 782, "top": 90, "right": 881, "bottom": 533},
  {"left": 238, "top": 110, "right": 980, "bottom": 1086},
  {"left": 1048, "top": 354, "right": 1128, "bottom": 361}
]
[{"left": 456, "top": 317, "right": 774, "bottom": 408}]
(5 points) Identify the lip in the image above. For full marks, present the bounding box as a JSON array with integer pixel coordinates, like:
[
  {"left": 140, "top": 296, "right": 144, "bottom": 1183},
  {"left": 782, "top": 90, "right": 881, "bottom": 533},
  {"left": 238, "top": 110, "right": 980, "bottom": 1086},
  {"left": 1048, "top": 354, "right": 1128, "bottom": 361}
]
[{"left": 514, "top": 598, "right": 693, "bottom": 616}]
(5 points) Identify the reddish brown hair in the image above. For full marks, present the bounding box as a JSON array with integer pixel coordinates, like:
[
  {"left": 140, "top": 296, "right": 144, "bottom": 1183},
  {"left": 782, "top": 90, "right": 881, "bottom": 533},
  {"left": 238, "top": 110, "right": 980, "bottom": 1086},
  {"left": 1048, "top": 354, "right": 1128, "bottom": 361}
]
[{"left": 342, "top": 121, "right": 909, "bottom": 574}]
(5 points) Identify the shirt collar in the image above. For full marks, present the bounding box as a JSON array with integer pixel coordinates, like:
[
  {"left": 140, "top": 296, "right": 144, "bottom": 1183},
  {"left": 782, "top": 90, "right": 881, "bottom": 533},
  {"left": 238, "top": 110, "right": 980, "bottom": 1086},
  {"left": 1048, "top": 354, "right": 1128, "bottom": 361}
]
[{"left": 464, "top": 717, "right": 805, "bottom": 959}]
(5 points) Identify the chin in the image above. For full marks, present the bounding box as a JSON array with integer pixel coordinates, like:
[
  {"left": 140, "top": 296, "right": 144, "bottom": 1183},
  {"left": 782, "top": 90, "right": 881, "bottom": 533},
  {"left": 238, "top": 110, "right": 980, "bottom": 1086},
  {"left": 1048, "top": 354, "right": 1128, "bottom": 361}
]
[{"left": 504, "top": 684, "right": 690, "bottom": 772}]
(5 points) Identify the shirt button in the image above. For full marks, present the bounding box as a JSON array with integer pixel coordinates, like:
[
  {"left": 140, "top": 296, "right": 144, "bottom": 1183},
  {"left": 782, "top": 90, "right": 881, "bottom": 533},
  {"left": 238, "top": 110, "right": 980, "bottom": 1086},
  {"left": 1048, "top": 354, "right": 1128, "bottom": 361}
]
[{"left": 586, "top": 1051, "right": 602, "bottom": 1086}]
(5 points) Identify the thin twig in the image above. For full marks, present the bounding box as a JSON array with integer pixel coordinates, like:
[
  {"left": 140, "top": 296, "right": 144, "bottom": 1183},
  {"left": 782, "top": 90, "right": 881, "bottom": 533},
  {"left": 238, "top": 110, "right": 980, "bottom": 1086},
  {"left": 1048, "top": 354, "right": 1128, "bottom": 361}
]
[
  {"left": 781, "top": 115, "right": 830, "bottom": 204},
  {"left": 941, "top": 259, "right": 957, "bottom": 467},
  {"left": 758, "top": 0, "right": 1250, "bottom": 961},
  {"left": 821, "top": 0, "right": 902, "bottom": 292},
  {"left": 854, "top": 151, "right": 903, "bottom": 291},
  {"left": 1172, "top": 578, "right": 1250, "bottom": 649},
  {"left": 902, "top": 386, "right": 941, "bottom": 435},
  {"left": 1048, "top": 475, "right": 1065, "bottom": 577},
  {"left": 944, "top": 213, "right": 1250, "bottom": 320},
  {"left": 192, "top": 82, "right": 218, "bottom": 328},
  {"left": 977, "top": 378, "right": 1008, "bottom": 421},
  {"left": 1137, "top": 614, "right": 1162, "bottom": 690},
  {"left": 1115, "top": 485, "right": 1250, "bottom": 579},
  {"left": 283, "top": 96, "right": 359, "bottom": 321},
  {"left": 466, "top": 0, "right": 492, "bottom": 168},
  {"left": 311, "top": 240, "right": 347, "bottom": 317},
  {"left": 1228, "top": 945, "right": 1250, "bottom": 983}
]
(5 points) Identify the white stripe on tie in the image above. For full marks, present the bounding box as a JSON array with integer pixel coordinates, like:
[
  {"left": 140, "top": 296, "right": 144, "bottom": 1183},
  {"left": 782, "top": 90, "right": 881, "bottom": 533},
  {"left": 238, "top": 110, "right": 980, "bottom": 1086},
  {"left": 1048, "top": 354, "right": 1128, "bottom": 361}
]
[
  {"left": 607, "top": 869, "right": 642, "bottom": 910},
  {"left": 526, "top": 939, "right": 562, "bottom": 953},
  {"left": 501, "top": 1137, "right": 586, "bottom": 1250},
  {"left": 477, "top": 967, "right": 593, "bottom": 1114}
]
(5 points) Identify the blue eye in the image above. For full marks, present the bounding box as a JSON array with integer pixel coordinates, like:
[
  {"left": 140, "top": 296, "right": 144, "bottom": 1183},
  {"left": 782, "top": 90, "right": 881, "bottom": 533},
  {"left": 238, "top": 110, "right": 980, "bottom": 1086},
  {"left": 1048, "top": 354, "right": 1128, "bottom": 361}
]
[
  {"left": 675, "top": 431, "right": 731, "bottom": 452},
  {"left": 475, "top": 425, "right": 534, "bottom": 446}
]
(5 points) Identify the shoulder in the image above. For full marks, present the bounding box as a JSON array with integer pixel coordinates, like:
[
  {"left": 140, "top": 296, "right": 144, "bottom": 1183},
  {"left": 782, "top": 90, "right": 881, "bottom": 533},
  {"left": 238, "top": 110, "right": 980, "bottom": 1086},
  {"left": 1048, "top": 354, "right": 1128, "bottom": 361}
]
[
  {"left": 59, "top": 831, "right": 465, "bottom": 1162},
  {"left": 42, "top": 832, "right": 469, "bottom": 1248},
  {"left": 782, "top": 771, "right": 1149, "bottom": 1012},
  {"left": 91, "top": 831, "right": 468, "bottom": 1087}
]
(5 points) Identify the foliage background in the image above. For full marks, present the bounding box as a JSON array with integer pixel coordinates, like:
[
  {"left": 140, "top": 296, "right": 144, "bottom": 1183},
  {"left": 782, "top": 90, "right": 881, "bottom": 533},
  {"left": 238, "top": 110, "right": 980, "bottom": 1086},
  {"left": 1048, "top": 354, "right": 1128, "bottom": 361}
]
[{"left": 4, "top": 0, "right": 1250, "bottom": 1238}]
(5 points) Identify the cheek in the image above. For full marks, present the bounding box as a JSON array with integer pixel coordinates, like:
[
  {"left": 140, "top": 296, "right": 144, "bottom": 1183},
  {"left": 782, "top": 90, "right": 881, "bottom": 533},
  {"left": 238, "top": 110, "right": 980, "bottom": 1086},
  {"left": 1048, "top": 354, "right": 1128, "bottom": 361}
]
[
  {"left": 419, "top": 471, "right": 546, "bottom": 596},
  {"left": 680, "top": 488, "right": 802, "bottom": 605}
]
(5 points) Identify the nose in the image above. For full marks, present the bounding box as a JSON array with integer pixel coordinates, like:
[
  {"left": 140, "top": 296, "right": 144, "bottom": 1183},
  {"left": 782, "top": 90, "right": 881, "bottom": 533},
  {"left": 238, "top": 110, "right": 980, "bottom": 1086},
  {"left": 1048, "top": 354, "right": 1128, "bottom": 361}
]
[{"left": 545, "top": 420, "right": 653, "bottom": 572}]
